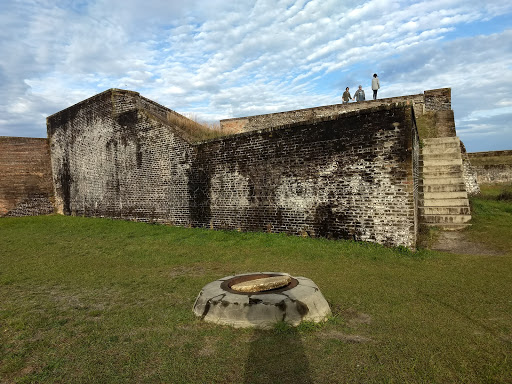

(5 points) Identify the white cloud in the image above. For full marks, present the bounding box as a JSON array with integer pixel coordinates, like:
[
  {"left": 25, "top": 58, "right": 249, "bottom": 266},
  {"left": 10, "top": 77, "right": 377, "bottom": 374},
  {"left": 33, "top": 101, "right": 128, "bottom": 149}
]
[{"left": 0, "top": 0, "right": 511, "bottom": 150}]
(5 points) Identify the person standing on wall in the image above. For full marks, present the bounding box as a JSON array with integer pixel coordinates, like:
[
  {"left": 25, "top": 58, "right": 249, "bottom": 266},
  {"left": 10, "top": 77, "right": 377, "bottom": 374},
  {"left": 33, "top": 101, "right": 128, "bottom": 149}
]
[
  {"left": 342, "top": 87, "right": 353, "bottom": 104},
  {"left": 372, "top": 73, "right": 380, "bottom": 100},
  {"left": 354, "top": 85, "right": 365, "bottom": 102}
]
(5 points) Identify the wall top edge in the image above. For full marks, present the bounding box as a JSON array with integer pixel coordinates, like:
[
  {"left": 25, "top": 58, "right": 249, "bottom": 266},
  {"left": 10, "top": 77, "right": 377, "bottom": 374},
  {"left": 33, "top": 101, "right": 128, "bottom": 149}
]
[
  {"left": 424, "top": 87, "right": 451, "bottom": 93},
  {"left": 220, "top": 92, "right": 427, "bottom": 123},
  {"left": 195, "top": 102, "right": 414, "bottom": 145},
  {"left": 46, "top": 88, "right": 139, "bottom": 120},
  {"left": 468, "top": 150, "right": 512, "bottom": 156},
  {"left": 0, "top": 136, "right": 48, "bottom": 141}
]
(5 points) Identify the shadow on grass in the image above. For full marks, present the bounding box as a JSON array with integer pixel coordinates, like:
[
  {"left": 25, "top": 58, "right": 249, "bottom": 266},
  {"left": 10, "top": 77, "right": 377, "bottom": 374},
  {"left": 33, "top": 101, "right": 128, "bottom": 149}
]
[{"left": 243, "top": 327, "right": 313, "bottom": 384}]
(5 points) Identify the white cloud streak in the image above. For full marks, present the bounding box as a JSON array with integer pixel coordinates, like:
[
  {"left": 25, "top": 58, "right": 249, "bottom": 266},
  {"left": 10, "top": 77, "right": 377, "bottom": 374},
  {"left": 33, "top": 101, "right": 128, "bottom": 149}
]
[{"left": 0, "top": 0, "right": 511, "bottom": 151}]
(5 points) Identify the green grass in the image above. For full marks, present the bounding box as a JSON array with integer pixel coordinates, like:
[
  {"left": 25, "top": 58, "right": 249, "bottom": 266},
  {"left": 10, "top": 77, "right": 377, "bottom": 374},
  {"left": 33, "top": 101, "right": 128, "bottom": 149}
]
[
  {"left": 468, "top": 183, "right": 512, "bottom": 253},
  {"left": 1, "top": 188, "right": 512, "bottom": 383},
  {"left": 468, "top": 154, "right": 512, "bottom": 166}
]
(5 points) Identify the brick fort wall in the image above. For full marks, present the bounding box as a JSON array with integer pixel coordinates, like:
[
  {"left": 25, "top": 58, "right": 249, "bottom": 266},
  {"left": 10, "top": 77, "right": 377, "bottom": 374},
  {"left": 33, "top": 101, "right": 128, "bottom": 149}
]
[
  {"left": 46, "top": 89, "right": 420, "bottom": 247},
  {"left": 0, "top": 137, "right": 54, "bottom": 217},
  {"left": 468, "top": 150, "right": 512, "bottom": 184},
  {"left": 194, "top": 105, "right": 418, "bottom": 247},
  {"left": 47, "top": 89, "right": 194, "bottom": 224}
]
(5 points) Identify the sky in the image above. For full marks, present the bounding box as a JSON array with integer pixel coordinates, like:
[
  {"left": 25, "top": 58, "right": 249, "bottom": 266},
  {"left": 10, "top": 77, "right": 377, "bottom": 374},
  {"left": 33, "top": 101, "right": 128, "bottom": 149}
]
[{"left": 0, "top": 0, "right": 511, "bottom": 152}]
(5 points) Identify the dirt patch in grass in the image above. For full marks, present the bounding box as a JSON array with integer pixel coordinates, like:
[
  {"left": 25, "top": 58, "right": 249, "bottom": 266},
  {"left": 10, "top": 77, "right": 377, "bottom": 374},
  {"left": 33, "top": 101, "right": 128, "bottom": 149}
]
[
  {"left": 331, "top": 305, "right": 372, "bottom": 328},
  {"left": 317, "top": 331, "right": 372, "bottom": 343},
  {"left": 343, "top": 309, "right": 372, "bottom": 327},
  {"left": 430, "top": 231, "right": 504, "bottom": 256},
  {"left": 196, "top": 336, "right": 218, "bottom": 357}
]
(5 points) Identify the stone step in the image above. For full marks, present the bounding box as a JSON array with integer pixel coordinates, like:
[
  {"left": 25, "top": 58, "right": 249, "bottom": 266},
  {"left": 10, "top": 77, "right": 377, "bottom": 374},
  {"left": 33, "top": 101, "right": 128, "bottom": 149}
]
[
  {"left": 421, "top": 142, "right": 460, "bottom": 153},
  {"left": 422, "top": 214, "right": 472, "bottom": 224},
  {"left": 420, "top": 172, "right": 464, "bottom": 181},
  {"left": 421, "top": 145, "right": 461, "bottom": 155},
  {"left": 419, "top": 183, "right": 466, "bottom": 193},
  {"left": 423, "top": 223, "right": 471, "bottom": 231},
  {"left": 419, "top": 198, "right": 469, "bottom": 207},
  {"left": 419, "top": 206, "right": 471, "bottom": 215},
  {"left": 421, "top": 158, "right": 462, "bottom": 167},
  {"left": 421, "top": 152, "right": 462, "bottom": 161},
  {"left": 423, "top": 137, "right": 460, "bottom": 145},
  {"left": 421, "top": 177, "right": 465, "bottom": 185},
  {"left": 420, "top": 168, "right": 463, "bottom": 177},
  {"left": 421, "top": 164, "right": 463, "bottom": 174},
  {"left": 423, "top": 223, "right": 472, "bottom": 230},
  {"left": 423, "top": 191, "right": 468, "bottom": 200}
]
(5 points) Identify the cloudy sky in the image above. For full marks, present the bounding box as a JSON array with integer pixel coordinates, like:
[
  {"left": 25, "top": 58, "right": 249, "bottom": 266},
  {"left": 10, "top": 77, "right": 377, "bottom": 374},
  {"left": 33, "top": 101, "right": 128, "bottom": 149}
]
[{"left": 1, "top": 0, "right": 511, "bottom": 152}]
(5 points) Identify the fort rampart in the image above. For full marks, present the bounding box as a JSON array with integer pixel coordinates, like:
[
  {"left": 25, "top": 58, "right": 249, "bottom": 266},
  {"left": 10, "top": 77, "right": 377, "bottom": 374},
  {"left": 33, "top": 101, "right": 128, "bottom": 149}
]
[
  {"left": 193, "top": 105, "right": 418, "bottom": 246},
  {"left": 468, "top": 150, "right": 512, "bottom": 184},
  {"left": 1, "top": 87, "right": 482, "bottom": 248},
  {"left": 45, "top": 89, "right": 419, "bottom": 247},
  {"left": 220, "top": 88, "right": 453, "bottom": 135}
]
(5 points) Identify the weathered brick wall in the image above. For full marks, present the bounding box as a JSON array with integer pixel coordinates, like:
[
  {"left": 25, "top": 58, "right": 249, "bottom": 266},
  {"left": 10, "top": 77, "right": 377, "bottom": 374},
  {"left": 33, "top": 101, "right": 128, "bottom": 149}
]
[
  {"left": 468, "top": 150, "right": 512, "bottom": 184},
  {"left": 424, "top": 88, "right": 451, "bottom": 111},
  {"left": 221, "top": 94, "right": 424, "bottom": 133},
  {"left": 47, "top": 89, "right": 194, "bottom": 224},
  {"left": 472, "top": 164, "right": 512, "bottom": 184},
  {"left": 47, "top": 89, "right": 419, "bottom": 247},
  {"left": 0, "top": 137, "right": 54, "bottom": 217},
  {"left": 459, "top": 142, "right": 480, "bottom": 195},
  {"left": 194, "top": 104, "right": 418, "bottom": 247},
  {"left": 220, "top": 88, "right": 456, "bottom": 140}
]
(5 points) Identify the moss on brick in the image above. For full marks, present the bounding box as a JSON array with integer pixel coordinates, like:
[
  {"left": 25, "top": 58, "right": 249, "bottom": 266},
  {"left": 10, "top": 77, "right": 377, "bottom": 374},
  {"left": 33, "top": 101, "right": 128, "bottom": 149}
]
[{"left": 415, "top": 111, "right": 438, "bottom": 139}]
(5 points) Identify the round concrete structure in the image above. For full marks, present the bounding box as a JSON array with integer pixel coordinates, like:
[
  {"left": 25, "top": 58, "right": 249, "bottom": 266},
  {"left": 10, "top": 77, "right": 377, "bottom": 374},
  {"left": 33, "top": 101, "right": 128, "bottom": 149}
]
[{"left": 193, "top": 272, "right": 331, "bottom": 328}]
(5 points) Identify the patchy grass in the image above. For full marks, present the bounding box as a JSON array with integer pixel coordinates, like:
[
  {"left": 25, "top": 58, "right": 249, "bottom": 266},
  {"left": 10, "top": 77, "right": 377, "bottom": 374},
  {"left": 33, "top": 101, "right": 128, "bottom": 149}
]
[
  {"left": 468, "top": 154, "right": 512, "bottom": 166},
  {"left": 467, "top": 183, "right": 512, "bottom": 253},
  {"left": 1, "top": 201, "right": 512, "bottom": 382},
  {"left": 166, "top": 113, "right": 238, "bottom": 142}
]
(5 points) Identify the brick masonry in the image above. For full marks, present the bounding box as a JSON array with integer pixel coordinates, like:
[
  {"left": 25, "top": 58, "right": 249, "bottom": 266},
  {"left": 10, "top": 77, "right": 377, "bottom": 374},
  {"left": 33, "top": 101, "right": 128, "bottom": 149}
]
[
  {"left": 220, "top": 94, "right": 425, "bottom": 133},
  {"left": 468, "top": 150, "right": 512, "bottom": 184},
  {"left": 194, "top": 105, "right": 419, "bottom": 247},
  {"left": 46, "top": 89, "right": 420, "bottom": 247},
  {"left": 459, "top": 142, "right": 480, "bottom": 195},
  {"left": 219, "top": 88, "right": 457, "bottom": 134},
  {"left": 0, "top": 137, "right": 54, "bottom": 217},
  {"left": 47, "top": 89, "right": 194, "bottom": 225},
  {"left": 0, "top": 87, "right": 479, "bottom": 247}
]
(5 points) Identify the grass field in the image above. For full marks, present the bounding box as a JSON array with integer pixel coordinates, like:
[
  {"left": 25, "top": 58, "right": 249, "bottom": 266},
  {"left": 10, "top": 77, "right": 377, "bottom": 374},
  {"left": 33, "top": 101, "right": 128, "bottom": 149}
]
[{"left": 1, "top": 186, "right": 511, "bottom": 383}]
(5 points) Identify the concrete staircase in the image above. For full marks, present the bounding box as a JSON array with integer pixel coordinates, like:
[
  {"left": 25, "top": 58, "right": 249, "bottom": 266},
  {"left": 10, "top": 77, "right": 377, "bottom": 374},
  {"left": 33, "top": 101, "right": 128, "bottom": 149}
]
[{"left": 419, "top": 137, "right": 471, "bottom": 230}]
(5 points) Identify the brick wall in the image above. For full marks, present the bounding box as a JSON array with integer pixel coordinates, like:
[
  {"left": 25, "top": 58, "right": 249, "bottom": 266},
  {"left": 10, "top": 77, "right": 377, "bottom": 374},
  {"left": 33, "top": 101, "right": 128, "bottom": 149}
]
[
  {"left": 219, "top": 88, "right": 455, "bottom": 139},
  {"left": 459, "top": 142, "right": 480, "bottom": 195},
  {"left": 220, "top": 93, "right": 424, "bottom": 134},
  {"left": 194, "top": 104, "right": 418, "bottom": 247},
  {"left": 0, "top": 137, "right": 54, "bottom": 216},
  {"left": 46, "top": 89, "right": 420, "bottom": 247},
  {"left": 468, "top": 150, "right": 512, "bottom": 184},
  {"left": 47, "top": 89, "right": 194, "bottom": 224},
  {"left": 424, "top": 88, "right": 452, "bottom": 111}
]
